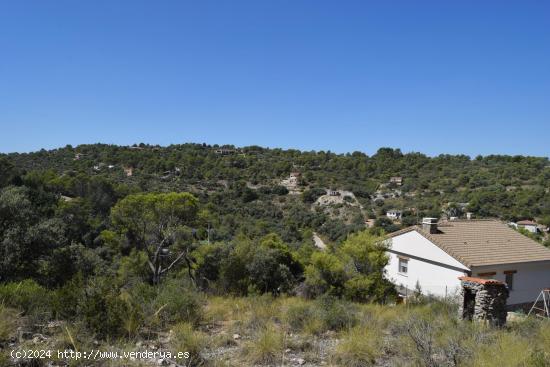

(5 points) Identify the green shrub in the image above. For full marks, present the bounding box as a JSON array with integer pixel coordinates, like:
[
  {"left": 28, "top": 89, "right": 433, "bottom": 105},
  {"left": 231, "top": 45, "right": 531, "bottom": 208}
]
[
  {"left": 285, "top": 300, "right": 315, "bottom": 332},
  {"left": 0, "top": 279, "right": 52, "bottom": 317},
  {"left": 76, "top": 277, "right": 129, "bottom": 339},
  {"left": 51, "top": 274, "right": 85, "bottom": 319},
  {"left": 153, "top": 279, "right": 203, "bottom": 327},
  {"left": 315, "top": 296, "right": 358, "bottom": 332}
]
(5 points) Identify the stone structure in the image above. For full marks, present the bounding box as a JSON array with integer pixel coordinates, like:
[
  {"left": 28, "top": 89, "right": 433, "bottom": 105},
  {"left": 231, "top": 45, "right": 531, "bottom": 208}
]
[{"left": 458, "top": 276, "right": 509, "bottom": 326}]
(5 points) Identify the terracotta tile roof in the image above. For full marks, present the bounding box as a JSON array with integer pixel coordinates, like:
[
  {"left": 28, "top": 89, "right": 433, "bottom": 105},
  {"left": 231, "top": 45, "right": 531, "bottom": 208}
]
[
  {"left": 387, "top": 220, "right": 550, "bottom": 267},
  {"left": 458, "top": 276, "right": 504, "bottom": 285},
  {"left": 517, "top": 220, "right": 537, "bottom": 226}
]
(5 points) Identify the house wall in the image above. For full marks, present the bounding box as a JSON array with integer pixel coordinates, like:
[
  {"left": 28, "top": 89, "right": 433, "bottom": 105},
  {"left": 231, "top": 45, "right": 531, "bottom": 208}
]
[
  {"left": 471, "top": 261, "right": 550, "bottom": 305},
  {"left": 385, "top": 231, "right": 470, "bottom": 298},
  {"left": 520, "top": 224, "right": 538, "bottom": 233}
]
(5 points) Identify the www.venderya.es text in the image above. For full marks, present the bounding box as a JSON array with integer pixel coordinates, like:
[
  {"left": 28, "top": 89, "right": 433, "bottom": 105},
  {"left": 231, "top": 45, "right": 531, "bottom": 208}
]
[{"left": 11, "top": 349, "right": 190, "bottom": 361}]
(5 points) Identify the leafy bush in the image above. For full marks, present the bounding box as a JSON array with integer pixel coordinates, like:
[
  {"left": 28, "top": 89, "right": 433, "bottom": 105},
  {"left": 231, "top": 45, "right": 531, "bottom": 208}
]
[
  {"left": 301, "top": 188, "right": 326, "bottom": 203},
  {"left": 77, "top": 277, "right": 130, "bottom": 338},
  {"left": 153, "top": 279, "right": 203, "bottom": 327}
]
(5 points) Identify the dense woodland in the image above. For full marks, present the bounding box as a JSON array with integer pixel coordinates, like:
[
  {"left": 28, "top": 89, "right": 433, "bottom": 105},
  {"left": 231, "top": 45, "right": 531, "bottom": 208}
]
[{"left": 1, "top": 143, "right": 550, "bottom": 366}]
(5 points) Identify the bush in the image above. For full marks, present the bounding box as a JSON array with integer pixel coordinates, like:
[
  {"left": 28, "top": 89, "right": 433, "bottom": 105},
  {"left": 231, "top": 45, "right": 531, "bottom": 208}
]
[
  {"left": 315, "top": 296, "right": 358, "bottom": 332},
  {"left": 153, "top": 279, "right": 203, "bottom": 327},
  {"left": 284, "top": 299, "right": 315, "bottom": 332},
  {"left": 51, "top": 274, "right": 85, "bottom": 319},
  {"left": 0, "top": 279, "right": 52, "bottom": 318},
  {"left": 77, "top": 277, "right": 130, "bottom": 338},
  {"left": 301, "top": 188, "right": 326, "bottom": 204},
  {"left": 247, "top": 247, "right": 295, "bottom": 294}
]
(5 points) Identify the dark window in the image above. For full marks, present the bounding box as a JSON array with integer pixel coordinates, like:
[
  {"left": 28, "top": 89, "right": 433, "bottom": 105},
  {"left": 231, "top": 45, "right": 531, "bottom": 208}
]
[
  {"left": 505, "top": 272, "right": 514, "bottom": 290},
  {"left": 398, "top": 258, "right": 408, "bottom": 274}
]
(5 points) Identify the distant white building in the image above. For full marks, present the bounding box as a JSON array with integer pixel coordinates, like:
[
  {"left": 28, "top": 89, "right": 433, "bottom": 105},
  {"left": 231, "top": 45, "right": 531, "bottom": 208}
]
[
  {"left": 385, "top": 218, "right": 550, "bottom": 306},
  {"left": 389, "top": 176, "right": 403, "bottom": 186},
  {"left": 516, "top": 220, "right": 539, "bottom": 233},
  {"left": 386, "top": 210, "right": 402, "bottom": 220}
]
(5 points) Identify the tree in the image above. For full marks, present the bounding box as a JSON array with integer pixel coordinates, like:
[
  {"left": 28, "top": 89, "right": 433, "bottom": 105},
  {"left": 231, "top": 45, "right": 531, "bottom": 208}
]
[
  {"left": 304, "top": 231, "right": 395, "bottom": 302},
  {"left": 0, "top": 186, "right": 68, "bottom": 282},
  {"left": 0, "top": 157, "right": 21, "bottom": 188},
  {"left": 111, "top": 192, "right": 199, "bottom": 284},
  {"left": 304, "top": 252, "right": 347, "bottom": 297}
]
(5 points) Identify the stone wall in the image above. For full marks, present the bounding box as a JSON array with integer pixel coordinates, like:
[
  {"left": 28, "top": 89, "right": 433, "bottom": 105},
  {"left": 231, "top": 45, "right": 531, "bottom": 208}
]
[{"left": 458, "top": 276, "right": 509, "bottom": 327}]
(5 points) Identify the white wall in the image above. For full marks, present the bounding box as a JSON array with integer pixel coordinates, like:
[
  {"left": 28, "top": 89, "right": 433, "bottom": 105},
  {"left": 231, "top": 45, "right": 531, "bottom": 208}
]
[
  {"left": 385, "top": 231, "right": 470, "bottom": 298},
  {"left": 521, "top": 224, "right": 538, "bottom": 233},
  {"left": 471, "top": 262, "right": 550, "bottom": 305}
]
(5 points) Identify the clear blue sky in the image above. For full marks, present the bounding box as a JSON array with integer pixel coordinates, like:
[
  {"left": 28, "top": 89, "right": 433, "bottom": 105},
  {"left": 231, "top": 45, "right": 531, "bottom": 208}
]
[{"left": 1, "top": 1, "right": 549, "bottom": 156}]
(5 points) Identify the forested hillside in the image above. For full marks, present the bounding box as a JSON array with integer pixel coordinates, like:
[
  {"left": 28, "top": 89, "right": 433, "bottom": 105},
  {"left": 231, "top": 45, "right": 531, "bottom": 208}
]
[
  {"left": 4, "top": 143, "right": 550, "bottom": 239},
  {"left": 2, "top": 143, "right": 550, "bottom": 366}
]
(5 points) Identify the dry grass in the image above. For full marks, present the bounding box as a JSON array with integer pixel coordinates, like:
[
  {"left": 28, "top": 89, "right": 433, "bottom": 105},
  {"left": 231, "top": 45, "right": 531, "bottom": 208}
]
[
  {"left": 331, "top": 326, "right": 384, "bottom": 367},
  {"left": 170, "top": 322, "right": 207, "bottom": 366},
  {"left": 469, "top": 332, "right": 533, "bottom": 366},
  {"left": 6, "top": 294, "right": 550, "bottom": 367},
  {"left": 242, "top": 322, "right": 285, "bottom": 365},
  {"left": 0, "top": 304, "right": 19, "bottom": 342}
]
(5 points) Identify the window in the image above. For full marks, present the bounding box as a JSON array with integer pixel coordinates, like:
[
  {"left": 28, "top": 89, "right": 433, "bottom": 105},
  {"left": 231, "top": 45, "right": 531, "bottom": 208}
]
[
  {"left": 398, "top": 257, "right": 408, "bottom": 274},
  {"left": 505, "top": 270, "right": 516, "bottom": 290}
]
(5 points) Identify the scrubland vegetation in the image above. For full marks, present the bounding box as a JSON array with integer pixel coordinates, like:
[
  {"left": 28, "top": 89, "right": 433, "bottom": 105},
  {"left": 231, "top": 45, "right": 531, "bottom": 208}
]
[
  {"left": 2, "top": 144, "right": 550, "bottom": 366},
  {"left": 2, "top": 284, "right": 550, "bottom": 366}
]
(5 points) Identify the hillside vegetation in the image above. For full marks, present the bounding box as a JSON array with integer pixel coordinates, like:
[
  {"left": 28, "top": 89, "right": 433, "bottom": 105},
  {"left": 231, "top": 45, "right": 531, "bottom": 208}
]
[{"left": 1, "top": 143, "right": 550, "bottom": 366}]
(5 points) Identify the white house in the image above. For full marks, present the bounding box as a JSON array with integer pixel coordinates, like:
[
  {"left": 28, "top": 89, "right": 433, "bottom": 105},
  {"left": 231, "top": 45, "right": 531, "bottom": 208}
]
[
  {"left": 385, "top": 218, "right": 550, "bottom": 306},
  {"left": 386, "top": 210, "right": 402, "bottom": 220},
  {"left": 516, "top": 220, "right": 539, "bottom": 234}
]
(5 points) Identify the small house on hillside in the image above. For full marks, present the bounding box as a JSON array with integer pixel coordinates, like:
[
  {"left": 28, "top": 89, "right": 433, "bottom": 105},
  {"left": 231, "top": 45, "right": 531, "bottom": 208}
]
[
  {"left": 123, "top": 166, "right": 134, "bottom": 177},
  {"left": 389, "top": 176, "right": 403, "bottom": 186},
  {"left": 385, "top": 218, "right": 550, "bottom": 307},
  {"left": 386, "top": 210, "right": 402, "bottom": 220},
  {"left": 214, "top": 148, "right": 236, "bottom": 155},
  {"left": 516, "top": 220, "right": 539, "bottom": 234},
  {"left": 288, "top": 172, "right": 301, "bottom": 186}
]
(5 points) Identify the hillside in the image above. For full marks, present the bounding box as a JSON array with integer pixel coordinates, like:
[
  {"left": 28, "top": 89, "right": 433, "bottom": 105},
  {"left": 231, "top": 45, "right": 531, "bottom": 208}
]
[
  {"left": 3, "top": 143, "right": 550, "bottom": 244},
  {"left": 2, "top": 143, "right": 550, "bottom": 366}
]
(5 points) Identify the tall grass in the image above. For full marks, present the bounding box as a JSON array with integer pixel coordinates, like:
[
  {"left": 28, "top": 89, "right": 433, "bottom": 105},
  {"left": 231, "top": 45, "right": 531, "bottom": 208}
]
[
  {"left": 243, "top": 322, "right": 285, "bottom": 365},
  {"left": 332, "top": 326, "right": 384, "bottom": 367}
]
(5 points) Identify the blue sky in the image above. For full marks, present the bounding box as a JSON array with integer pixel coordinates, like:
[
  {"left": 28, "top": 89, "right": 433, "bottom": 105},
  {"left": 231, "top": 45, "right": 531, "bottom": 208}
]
[{"left": 1, "top": 1, "right": 549, "bottom": 156}]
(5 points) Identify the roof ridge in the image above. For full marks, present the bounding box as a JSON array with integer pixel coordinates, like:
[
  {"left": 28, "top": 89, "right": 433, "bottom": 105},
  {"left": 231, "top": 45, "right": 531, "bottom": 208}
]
[{"left": 440, "top": 218, "right": 501, "bottom": 223}]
